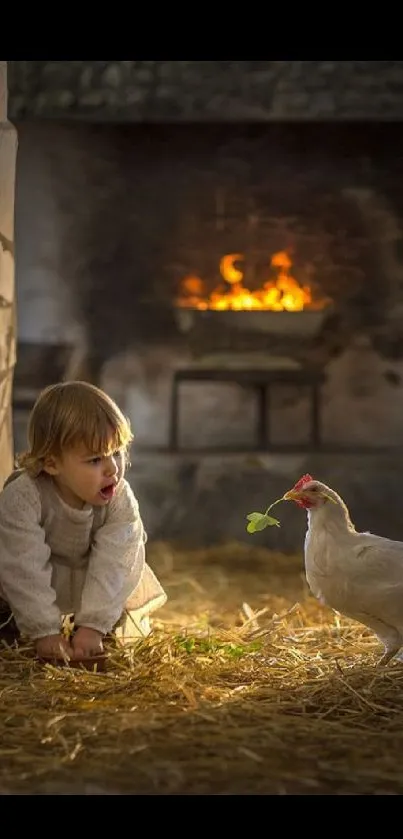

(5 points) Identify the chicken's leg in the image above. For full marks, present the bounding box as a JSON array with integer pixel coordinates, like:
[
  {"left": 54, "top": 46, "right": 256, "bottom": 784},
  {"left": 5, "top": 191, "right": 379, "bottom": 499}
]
[
  {"left": 378, "top": 645, "right": 402, "bottom": 666},
  {"left": 353, "top": 613, "right": 402, "bottom": 666}
]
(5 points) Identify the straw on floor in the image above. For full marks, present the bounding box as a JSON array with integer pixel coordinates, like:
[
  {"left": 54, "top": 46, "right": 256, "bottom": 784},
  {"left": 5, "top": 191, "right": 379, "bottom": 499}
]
[{"left": 1, "top": 541, "right": 403, "bottom": 795}]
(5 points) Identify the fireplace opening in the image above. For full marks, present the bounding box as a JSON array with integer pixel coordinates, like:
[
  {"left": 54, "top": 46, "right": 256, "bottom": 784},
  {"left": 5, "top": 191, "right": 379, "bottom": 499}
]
[{"left": 12, "top": 120, "right": 403, "bottom": 456}]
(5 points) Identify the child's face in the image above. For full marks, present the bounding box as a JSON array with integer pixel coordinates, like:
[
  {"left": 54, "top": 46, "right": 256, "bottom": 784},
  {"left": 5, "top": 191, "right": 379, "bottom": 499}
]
[{"left": 44, "top": 443, "right": 126, "bottom": 509}]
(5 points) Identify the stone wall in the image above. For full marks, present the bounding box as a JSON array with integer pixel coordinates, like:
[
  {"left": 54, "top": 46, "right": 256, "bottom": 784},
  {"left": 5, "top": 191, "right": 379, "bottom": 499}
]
[
  {"left": 126, "top": 450, "right": 403, "bottom": 550},
  {"left": 0, "top": 63, "right": 17, "bottom": 486},
  {"left": 9, "top": 62, "right": 403, "bottom": 546},
  {"left": 7, "top": 61, "right": 403, "bottom": 122}
]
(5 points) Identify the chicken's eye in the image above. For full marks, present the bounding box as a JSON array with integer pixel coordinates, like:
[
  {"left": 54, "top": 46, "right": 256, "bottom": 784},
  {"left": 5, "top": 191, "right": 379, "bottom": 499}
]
[{"left": 310, "top": 486, "right": 318, "bottom": 492}]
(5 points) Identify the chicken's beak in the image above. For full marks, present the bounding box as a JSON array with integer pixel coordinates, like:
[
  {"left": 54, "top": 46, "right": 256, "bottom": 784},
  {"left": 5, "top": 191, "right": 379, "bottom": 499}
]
[{"left": 283, "top": 489, "right": 301, "bottom": 501}]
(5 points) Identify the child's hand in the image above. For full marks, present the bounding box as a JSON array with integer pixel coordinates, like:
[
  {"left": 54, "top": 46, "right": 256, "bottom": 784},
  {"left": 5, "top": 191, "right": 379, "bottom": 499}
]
[
  {"left": 35, "top": 633, "right": 73, "bottom": 661},
  {"left": 72, "top": 626, "right": 104, "bottom": 658}
]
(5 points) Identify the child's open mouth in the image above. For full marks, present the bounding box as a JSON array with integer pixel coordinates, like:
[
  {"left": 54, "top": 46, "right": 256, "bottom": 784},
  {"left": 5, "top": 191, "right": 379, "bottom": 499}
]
[{"left": 99, "top": 483, "right": 116, "bottom": 501}]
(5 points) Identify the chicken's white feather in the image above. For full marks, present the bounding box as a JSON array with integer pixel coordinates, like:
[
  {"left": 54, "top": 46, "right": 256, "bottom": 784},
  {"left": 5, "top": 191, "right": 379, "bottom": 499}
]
[{"left": 286, "top": 478, "right": 403, "bottom": 664}]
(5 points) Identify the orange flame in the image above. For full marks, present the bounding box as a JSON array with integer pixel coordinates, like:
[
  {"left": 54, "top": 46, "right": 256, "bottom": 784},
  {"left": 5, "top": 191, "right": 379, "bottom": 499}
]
[{"left": 176, "top": 251, "right": 330, "bottom": 312}]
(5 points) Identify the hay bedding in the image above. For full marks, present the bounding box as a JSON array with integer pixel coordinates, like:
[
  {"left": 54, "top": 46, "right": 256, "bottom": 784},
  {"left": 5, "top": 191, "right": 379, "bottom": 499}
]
[{"left": 1, "top": 542, "right": 403, "bottom": 796}]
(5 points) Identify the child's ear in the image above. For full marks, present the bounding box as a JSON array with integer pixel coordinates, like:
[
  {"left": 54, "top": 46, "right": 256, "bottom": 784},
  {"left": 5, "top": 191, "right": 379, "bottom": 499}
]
[{"left": 42, "top": 456, "right": 60, "bottom": 476}]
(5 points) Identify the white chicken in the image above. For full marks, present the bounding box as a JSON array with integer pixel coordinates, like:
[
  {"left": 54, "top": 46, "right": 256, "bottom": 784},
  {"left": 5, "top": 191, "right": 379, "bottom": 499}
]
[{"left": 283, "top": 473, "right": 403, "bottom": 665}]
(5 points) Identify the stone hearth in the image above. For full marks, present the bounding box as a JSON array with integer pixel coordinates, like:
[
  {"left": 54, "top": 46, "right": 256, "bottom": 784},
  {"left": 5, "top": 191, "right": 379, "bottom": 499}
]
[{"left": 9, "top": 66, "right": 403, "bottom": 549}]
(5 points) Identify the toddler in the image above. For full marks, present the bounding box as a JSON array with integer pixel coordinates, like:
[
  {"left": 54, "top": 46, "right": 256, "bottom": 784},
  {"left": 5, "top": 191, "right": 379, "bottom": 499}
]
[{"left": 0, "top": 380, "right": 167, "bottom": 660}]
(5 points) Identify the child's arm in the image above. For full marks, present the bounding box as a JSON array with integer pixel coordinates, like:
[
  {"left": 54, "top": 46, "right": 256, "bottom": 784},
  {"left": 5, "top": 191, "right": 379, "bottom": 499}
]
[
  {"left": 0, "top": 476, "right": 62, "bottom": 639},
  {"left": 74, "top": 478, "right": 146, "bottom": 635}
]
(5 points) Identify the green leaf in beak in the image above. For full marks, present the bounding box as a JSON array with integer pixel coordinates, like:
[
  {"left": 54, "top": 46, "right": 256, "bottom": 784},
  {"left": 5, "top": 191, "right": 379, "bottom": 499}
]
[{"left": 246, "top": 512, "right": 281, "bottom": 533}]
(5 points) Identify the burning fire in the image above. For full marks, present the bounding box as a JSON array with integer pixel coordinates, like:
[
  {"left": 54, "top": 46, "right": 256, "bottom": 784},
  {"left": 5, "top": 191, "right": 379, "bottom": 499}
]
[{"left": 176, "top": 250, "right": 329, "bottom": 312}]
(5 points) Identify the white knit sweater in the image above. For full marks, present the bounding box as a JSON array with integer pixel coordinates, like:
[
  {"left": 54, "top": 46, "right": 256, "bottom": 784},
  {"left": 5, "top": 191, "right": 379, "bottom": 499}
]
[{"left": 0, "top": 471, "right": 167, "bottom": 639}]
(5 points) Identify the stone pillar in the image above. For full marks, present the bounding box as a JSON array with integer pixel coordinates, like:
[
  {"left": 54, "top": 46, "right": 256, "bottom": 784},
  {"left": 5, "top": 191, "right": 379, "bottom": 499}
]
[{"left": 0, "top": 62, "right": 17, "bottom": 486}]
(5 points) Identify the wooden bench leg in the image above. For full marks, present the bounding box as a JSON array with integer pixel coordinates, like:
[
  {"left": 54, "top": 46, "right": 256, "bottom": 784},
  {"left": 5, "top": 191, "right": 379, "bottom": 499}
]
[
  {"left": 256, "top": 385, "right": 269, "bottom": 450},
  {"left": 168, "top": 377, "right": 180, "bottom": 451},
  {"left": 310, "top": 383, "right": 321, "bottom": 448}
]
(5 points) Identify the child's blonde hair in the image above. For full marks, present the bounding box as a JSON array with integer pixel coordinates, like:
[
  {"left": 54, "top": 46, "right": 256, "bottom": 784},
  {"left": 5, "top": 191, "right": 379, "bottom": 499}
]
[{"left": 17, "top": 381, "right": 134, "bottom": 477}]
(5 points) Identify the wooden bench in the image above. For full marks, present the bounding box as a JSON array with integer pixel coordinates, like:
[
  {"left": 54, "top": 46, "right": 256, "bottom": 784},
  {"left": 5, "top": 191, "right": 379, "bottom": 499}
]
[{"left": 168, "top": 363, "right": 326, "bottom": 452}]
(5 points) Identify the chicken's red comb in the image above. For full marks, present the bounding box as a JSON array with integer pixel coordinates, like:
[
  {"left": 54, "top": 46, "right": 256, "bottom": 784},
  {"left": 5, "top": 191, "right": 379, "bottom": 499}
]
[{"left": 292, "top": 474, "right": 314, "bottom": 491}]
